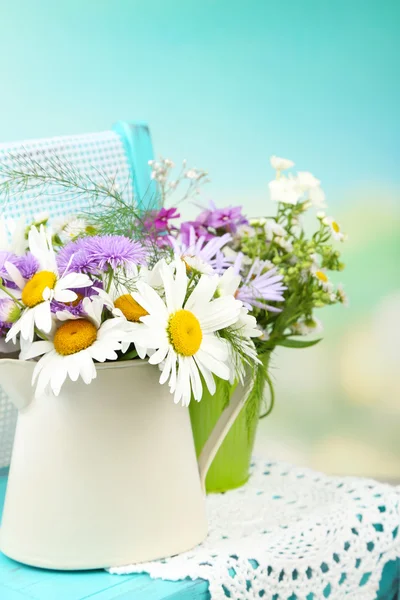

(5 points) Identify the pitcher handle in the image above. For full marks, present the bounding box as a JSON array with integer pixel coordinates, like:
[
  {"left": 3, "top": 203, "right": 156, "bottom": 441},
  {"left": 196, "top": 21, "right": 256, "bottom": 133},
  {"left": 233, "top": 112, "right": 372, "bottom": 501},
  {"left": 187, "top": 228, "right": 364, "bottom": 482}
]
[{"left": 197, "top": 374, "right": 252, "bottom": 491}]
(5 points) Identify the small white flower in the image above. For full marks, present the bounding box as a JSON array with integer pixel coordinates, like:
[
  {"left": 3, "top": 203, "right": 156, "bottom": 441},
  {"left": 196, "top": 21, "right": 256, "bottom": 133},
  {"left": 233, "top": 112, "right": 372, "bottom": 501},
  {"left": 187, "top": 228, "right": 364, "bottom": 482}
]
[
  {"left": 337, "top": 283, "right": 349, "bottom": 306},
  {"left": 275, "top": 237, "right": 293, "bottom": 252},
  {"left": 185, "top": 169, "right": 201, "bottom": 180},
  {"left": 236, "top": 224, "right": 256, "bottom": 238},
  {"left": 269, "top": 177, "right": 301, "bottom": 205},
  {"left": 270, "top": 156, "right": 295, "bottom": 171},
  {"left": 295, "top": 171, "right": 326, "bottom": 208},
  {"left": 291, "top": 317, "right": 323, "bottom": 336},
  {"left": 164, "top": 159, "right": 175, "bottom": 168},
  {"left": 179, "top": 254, "right": 214, "bottom": 275},
  {"left": 264, "top": 219, "right": 287, "bottom": 241},
  {"left": 296, "top": 171, "right": 321, "bottom": 190},
  {"left": 323, "top": 216, "right": 346, "bottom": 241},
  {"left": 311, "top": 266, "right": 333, "bottom": 292}
]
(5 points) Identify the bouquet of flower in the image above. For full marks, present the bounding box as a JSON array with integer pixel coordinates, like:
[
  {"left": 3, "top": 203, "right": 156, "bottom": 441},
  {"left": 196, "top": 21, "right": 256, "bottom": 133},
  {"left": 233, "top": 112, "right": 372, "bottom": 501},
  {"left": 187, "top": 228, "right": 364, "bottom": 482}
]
[
  {"left": 0, "top": 151, "right": 347, "bottom": 492},
  {"left": 0, "top": 221, "right": 261, "bottom": 405}
]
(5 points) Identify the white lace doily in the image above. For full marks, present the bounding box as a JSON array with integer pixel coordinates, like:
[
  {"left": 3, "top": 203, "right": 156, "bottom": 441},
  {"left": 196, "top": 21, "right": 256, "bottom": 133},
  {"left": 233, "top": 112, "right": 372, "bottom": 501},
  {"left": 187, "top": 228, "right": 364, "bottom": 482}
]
[{"left": 110, "top": 459, "right": 400, "bottom": 600}]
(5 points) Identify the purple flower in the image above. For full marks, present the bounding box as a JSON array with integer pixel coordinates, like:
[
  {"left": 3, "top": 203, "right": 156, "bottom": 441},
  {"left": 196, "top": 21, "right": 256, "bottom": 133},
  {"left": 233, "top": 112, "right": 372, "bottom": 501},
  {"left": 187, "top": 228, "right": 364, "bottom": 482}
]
[
  {"left": 16, "top": 253, "right": 39, "bottom": 281},
  {"left": 57, "top": 238, "right": 98, "bottom": 275},
  {"left": 234, "top": 257, "right": 286, "bottom": 312},
  {"left": 58, "top": 236, "right": 146, "bottom": 274},
  {"left": 145, "top": 207, "right": 180, "bottom": 232},
  {"left": 206, "top": 204, "right": 247, "bottom": 232},
  {"left": 180, "top": 221, "right": 213, "bottom": 244},
  {"left": 80, "top": 235, "right": 147, "bottom": 271},
  {"left": 199, "top": 200, "right": 247, "bottom": 232}
]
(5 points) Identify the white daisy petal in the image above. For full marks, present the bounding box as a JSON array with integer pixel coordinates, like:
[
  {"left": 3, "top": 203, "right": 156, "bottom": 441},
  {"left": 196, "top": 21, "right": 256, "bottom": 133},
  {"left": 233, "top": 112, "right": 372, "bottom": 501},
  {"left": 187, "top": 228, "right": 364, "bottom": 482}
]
[
  {"left": 159, "top": 349, "right": 174, "bottom": 385},
  {"left": 195, "top": 348, "right": 230, "bottom": 381},
  {"left": 20, "top": 340, "right": 53, "bottom": 361},
  {"left": 148, "top": 344, "right": 169, "bottom": 365},
  {"left": 194, "top": 355, "right": 216, "bottom": 395},
  {"left": 185, "top": 274, "right": 219, "bottom": 312},
  {"left": 33, "top": 301, "right": 52, "bottom": 334},
  {"left": 4, "top": 261, "right": 26, "bottom": 290},
  {"left": 54, "top": 289, "right": 78, "bottom": 303}
]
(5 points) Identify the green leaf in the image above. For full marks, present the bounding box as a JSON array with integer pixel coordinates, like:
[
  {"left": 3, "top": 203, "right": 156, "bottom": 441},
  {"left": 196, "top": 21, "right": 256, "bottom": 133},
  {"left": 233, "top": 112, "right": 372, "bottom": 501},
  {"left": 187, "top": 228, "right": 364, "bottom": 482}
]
[
  {"left": 119, "top": 348, "right": 138, "bottom": 360},
  {"left": 276, "top": 337, "right": 322, "bottom": 349}
]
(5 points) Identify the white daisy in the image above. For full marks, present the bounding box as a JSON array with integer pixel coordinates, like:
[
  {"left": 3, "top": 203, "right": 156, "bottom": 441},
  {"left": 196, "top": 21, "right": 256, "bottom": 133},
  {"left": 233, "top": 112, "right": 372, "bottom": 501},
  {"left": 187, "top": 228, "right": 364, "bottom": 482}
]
[
  {"left": 96, "top": 275, "right": 149, "bottom": 359},
  {"left": 311, "top": 266, "right": 333, "bottom": 292},
  {"left": 5, "top": 225, "right": 92, "bottom": 342},
  {"left": 323, "top": 216, "right": 346, "bottom": 241},
  {"left": 130, "top": 260, "right": 242, "bottom": 406},
  {"left": 21, "top": 297, "right": 131, "bottom": 398}
]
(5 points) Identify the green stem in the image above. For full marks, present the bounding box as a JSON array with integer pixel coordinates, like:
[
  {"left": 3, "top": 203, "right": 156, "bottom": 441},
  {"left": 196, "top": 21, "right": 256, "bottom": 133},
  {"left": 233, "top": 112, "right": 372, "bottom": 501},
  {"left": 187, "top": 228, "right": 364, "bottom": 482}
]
[{"left": 0, "top": 283, "right": 24, "bottom": 308}]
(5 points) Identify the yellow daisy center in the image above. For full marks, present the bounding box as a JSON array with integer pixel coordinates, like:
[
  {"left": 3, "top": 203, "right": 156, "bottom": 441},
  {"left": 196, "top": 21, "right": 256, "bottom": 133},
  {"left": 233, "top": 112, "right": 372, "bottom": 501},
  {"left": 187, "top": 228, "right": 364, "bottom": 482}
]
[
  {"left": 21, "top": 271, "right": 57, "bottom": 307},
  {"left": 168, "top": 309, "right": 202, "bottom": 356},
  {"left": 315, "top": 270, "right": 328, "bottom": 283},
  {"left": 332, "top": 221, "right": 340, "bottom": 233},
  {"left": 114, "top": 294, "right": 148, "bottom": 322},
  {"left": 54, "top": 319, "right": 97, "bottom": 356}
]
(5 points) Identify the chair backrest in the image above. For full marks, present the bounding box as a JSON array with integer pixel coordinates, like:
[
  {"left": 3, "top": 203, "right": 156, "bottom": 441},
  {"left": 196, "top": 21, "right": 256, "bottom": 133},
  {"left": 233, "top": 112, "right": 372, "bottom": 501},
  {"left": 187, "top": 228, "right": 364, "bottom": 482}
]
[{"left": 0, "top": 121, "right": 156, "bottom": 470}]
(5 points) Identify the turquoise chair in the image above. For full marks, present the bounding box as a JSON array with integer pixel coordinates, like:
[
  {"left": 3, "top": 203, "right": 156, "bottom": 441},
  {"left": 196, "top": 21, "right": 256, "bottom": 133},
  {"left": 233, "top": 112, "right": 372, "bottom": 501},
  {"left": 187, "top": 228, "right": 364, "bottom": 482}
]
[{"left": 0, "top": 121, "right": 156, "bottom": 471}]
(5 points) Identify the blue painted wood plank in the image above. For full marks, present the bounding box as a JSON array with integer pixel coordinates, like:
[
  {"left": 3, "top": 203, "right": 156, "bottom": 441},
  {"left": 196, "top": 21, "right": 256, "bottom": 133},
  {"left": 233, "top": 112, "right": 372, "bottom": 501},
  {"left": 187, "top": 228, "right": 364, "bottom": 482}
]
[
  {"left": 0, "top": 474, "right": 209, "bottom": 600},
  {"left": 83, "top": 575, "right": 209, "bottom": 600},
  {"left": 0, "top": 586, "right": 36, "bottom": 600}
]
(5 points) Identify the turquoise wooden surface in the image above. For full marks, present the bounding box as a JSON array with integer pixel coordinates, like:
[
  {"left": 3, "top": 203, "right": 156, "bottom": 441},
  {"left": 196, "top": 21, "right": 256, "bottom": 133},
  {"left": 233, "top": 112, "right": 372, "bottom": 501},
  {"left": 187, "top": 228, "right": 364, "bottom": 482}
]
[
  {"left": 0, "top": 474, "right": 398, "bottom": 599},
  {"left": 0, "top": 475, "right": 209, "bottom": 600}
]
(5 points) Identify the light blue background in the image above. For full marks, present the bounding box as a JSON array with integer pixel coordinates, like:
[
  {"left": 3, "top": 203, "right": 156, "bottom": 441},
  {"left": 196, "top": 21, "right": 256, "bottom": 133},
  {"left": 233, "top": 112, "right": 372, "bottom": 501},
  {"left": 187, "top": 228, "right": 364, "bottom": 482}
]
[{"left": 1, "top": 0, "right": 399, "bottom": 211}]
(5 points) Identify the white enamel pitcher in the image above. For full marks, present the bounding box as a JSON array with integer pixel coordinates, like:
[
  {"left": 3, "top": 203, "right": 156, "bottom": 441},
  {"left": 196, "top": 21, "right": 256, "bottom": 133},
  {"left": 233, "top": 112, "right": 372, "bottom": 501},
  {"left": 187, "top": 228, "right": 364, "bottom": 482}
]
[{"left": 0, "top": 358, "right": 249, "bottom": 570}]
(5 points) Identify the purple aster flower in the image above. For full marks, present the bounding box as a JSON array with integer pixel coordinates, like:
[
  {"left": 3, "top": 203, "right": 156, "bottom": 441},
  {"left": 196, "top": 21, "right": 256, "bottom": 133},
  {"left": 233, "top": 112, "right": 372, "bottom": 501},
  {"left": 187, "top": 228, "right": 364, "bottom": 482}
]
[
  {"left": 234, "top": 257, "right": 286, "bottom": 312},
  {"left": 80, "top": 235, "right": 147, "bottom": 271},
  {"left": 57, "top": 238, "right": 97, "bottom": 275},
  {"left": 16, "top": 253, "right": 39, "bottom": 281},
  {"left": 144, "top": 207, "right": 180, "bottom": 232}
]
